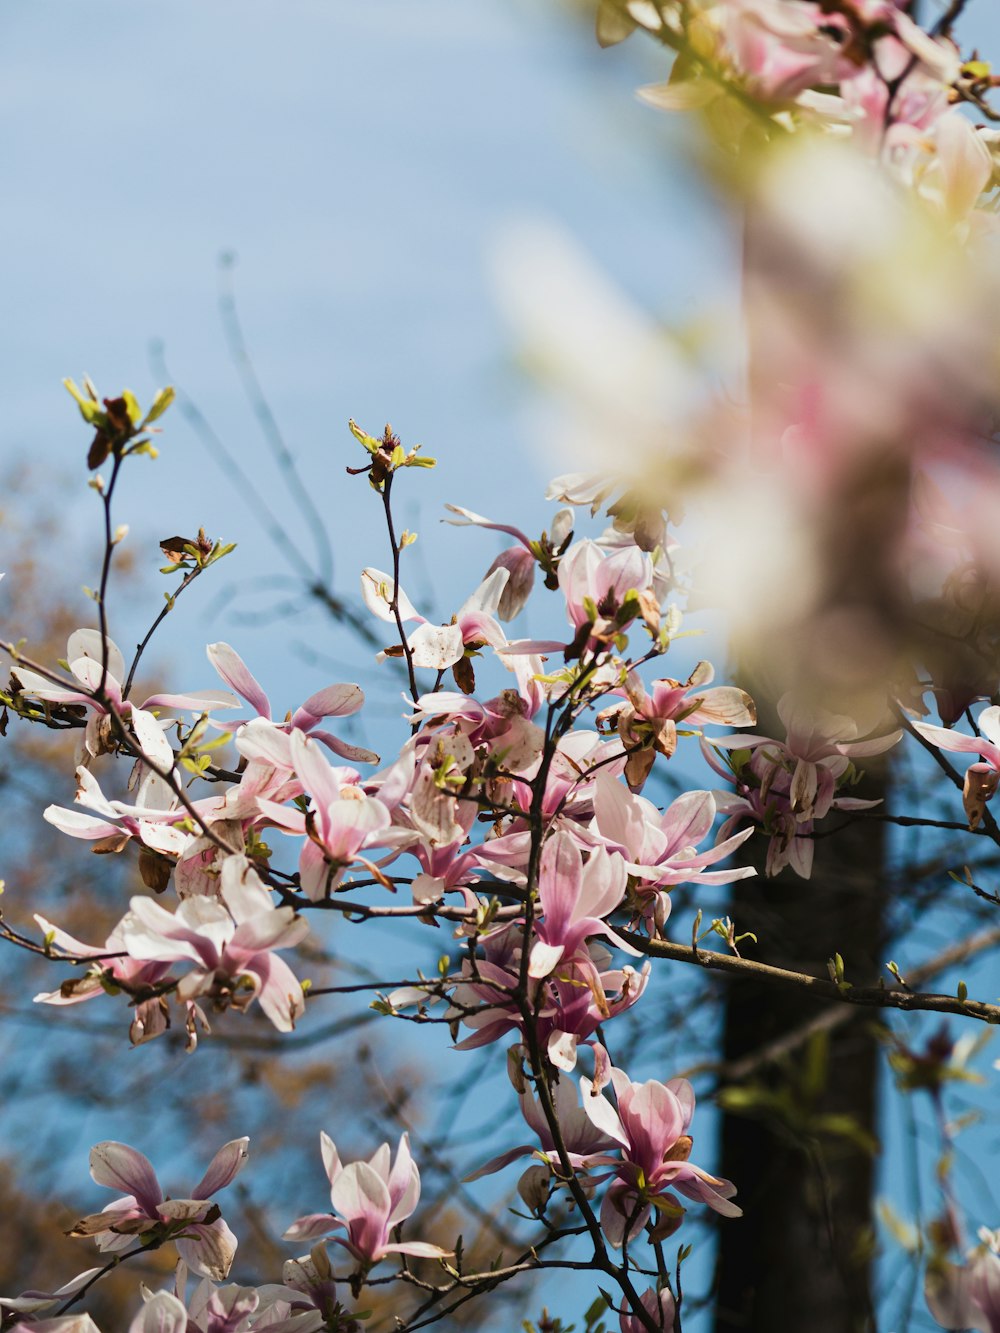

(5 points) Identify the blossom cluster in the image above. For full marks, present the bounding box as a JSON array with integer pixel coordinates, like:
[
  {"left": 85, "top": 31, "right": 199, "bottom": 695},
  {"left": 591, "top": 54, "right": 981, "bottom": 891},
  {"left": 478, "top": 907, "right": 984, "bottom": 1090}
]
[{"left": 4, "top": 2, "right": 1000, "bottom": 1328}]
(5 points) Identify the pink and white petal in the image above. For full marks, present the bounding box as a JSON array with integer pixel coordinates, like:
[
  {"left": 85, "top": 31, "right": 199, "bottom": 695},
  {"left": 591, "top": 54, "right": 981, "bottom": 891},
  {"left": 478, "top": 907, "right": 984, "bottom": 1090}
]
[
  {"left": 294, "top": 683, "right": 365, "bottom": 722},
  {"left": 659, "top": 790, "right": 716, "bottom": 853},
  {"left": 528, "top": 941, "right": 566, "bottom": 979},
  {"left": 67, "top": 629, "right": 126, "bottom": 685},
  {"left": 235, "top": 719, "right": 295, "bottom": 768},
  {"left": 174, "top": 1217, "right": 238, "bottom": 1281},
  {"left": 141, "top": 689, "right": 239, "bottom": 713},
  {"left": 32, "top": 914, "right": 105, "bottom": 958},
  {"left": 89, "top": 1143, "right": 162, "bottom": 1214},
  {"left": 207, "top": 643, "right": 271, "bottom": 719},
  {"left": 538, "top": 831, "right": 583, "bottom": 938},
  {"left": 128, "top": 1291, "right": 188, "bottom": 1333},
  {"left": 442, "top": 503, "right": 529, "bottom": 545},
  {"left": 291, "top": 730, "right": 345, "bottom": 812},
  {"left": 547, "top": 1031, "right": 580, "bottom": 1071},
  {"left": 309, "top": 730, "right": 380, "bottom": 765},
  {"left": 282, "top": 1213, "right": 338, "bottom": 1243},
  {"left": 462, "top": 1145, "right": 535, "bottom": 1181},
  {"left": 320, "top": 1132, "right": 342, "bottom": 1188},
  {"left": 139, "top": 822, "right": 189, "bottom": 857},
  {"left": 246, "top": 953, "right": 306, "bottom": 1032},
  {"left": 382, "top": 1240, "right": 450, "bottom": 1259},
  {"left": 910, "top": 721, "right": 988, "bottom": 755},
  {"left": 11, "top": 667, "right": 95, "bottom": 706},
  {"left": 579, "top": 1080, "right": 630, "bottom": 1148},
  {"left": 70, "top": 657, "right": 123, "bottom": 706},
  {"left": 122, "top": 898, "right": 220, "bottom": 967},
  {"left": 329, "top": 1160, "right": 391, "bottom": 1227},
  {"left": 686, "top": 686, "right": 757, "bottom": 728},
  {"left": 42, "top": 805, "right": 121, "bottom": 841},
  {"left": 229, "top": 907, "right": 309, "bottom": 957},
  {"left": 191, "top": 1137, "right": 250, "bottom": 1201},
  {"left": 785, "top": 835, "right": 814, "bottom": 879},
  {"left": 457, "top": 568, "right": 509, "bottom": 621},
  {"left": 360, "top": 568, "right": 422, "bottom": 624},
  {"left": 130, "top": 708, "right": 175, "bottom": 770},
  {"left": 220, "top": 856, "right": 276, "bottom": 921},
  {"left": 256, "top": 798, "right": 307, "bottom": 834},
  {"left": 838, "top": 730, "right": 903, "bottom": 758},
  {"left": 407, "top": 622, "right": 464, "bottom": 670},
  {"left": 386, "top": 1135, "right": 420, "bottom": 1226}
]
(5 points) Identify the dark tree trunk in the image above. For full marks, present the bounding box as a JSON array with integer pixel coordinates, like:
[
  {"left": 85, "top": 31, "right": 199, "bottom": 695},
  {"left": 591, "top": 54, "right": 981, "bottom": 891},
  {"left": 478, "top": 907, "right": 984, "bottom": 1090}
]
[{"left": 712, "top": 769, "right": 885, "bottom": 1333}]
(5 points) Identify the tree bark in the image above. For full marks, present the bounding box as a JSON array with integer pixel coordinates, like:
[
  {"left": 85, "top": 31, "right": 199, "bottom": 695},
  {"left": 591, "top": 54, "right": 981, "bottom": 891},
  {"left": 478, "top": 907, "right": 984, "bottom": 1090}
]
[{"left": 713, "top": 769, "right": 885, "bottom": 1333}]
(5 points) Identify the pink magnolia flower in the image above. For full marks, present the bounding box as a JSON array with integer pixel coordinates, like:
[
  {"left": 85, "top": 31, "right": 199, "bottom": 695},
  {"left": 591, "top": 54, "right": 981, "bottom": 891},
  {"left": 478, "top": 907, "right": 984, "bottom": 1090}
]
[
  {"left": 121, "top": 856, "right": 308, "bottom": 1031},
  {"left": 67, "top": 1138, "right": 249, "bottom": 1280},
  {"left": 619, "top": 1286, "right": 676, "bottom": 1333},
  {"left": 593, "top": 774, "right": 756, "bottom": 931},
  {"left": 443, "top": 502, "right": 574, "bottom": 620},
  {"left": 719, "top": 0, "right": 852, "bottom": 102},
  {"left": 360, "top": 565, "right": 509, "bottom": 675},
  {"left": 283, "top": 1133, "right": 448, "bottom": 1270},
  {"left": 580, "top": 1068, "right": 740, "bottom": 1246},
  {"left": 206, "top": 641, "right": 378, "bottom": 765},
  {"left": 705, "top": 741, "right": 878, "bottom": 880},
  {"left": 255, "top": 730, "right": 399, "bottom": 901},
  {"left": 13, "top": 628, "right": 235, "bottom": 767},
  {"left": 409, "top": 685, "right": 545, "bottom": 775},
  {"left": 527, "top": 834, "right": 640, "bottom": 979},
  {"left": 557, "top": 538, "right": 655, "bottom": 655},
  {"left": 926, "top": 1227, "right": 1000, "bottom": 1333},
  {"left": 32, "top": 913, "right": 173, "bottom": 1046},
  {"left": 714, "top": 694, "right": 901, "bottom": 823},
  {"left": 43, "top": 766, "right": 190, "bottom": 857},
  {"left": 466, "top": 1055, "right": 615, "bottom": 1182},
  {"left": 597, "top": 661, "right": 756, "bottom": 791},
  {"left": 912, "top": 706, "right": 1000, "bottom": 829},
  {"left": 452, "top": 922, "right": 650, "bottom": 1070}
]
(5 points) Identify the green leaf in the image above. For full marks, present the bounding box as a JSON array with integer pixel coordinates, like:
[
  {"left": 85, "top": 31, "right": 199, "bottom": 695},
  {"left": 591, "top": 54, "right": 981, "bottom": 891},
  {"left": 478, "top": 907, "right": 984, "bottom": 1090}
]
[
  {"left": 348, "top": 418, "right": 380, "bottom": 454},
  {"left": 122, "top": 389, "right": 143, "bottom": 426},
  {"left": 143, "top": 386, "right": 176, "bottom": 425},
  {"left": 64, "top": 377, "right": 103, "bottom": 425}
]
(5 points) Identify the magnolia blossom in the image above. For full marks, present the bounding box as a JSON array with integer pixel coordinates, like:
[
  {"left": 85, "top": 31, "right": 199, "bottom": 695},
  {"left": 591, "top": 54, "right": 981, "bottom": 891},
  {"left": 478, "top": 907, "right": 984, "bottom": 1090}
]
[
  {"left": 255, "top": 729, "right": 399, "bottom": 900},
  {"left": 581, "top": 1069, "right": 740, "bottom": 1246},
  {"left": 206, "top": 641, "right": 378, "bottom": 765},
  {"left": 593, "top": 773, "right": 756, "bottom": 931},
  {"left": 443, "top": 502, "right": 574, "bottom": 620},
  {"left": 121, "top": 856, "right": 308, "bottom": 1031},
  {"left": 452, "top": 923, "right": 650, "bottom": 1070},
  {"left": 619, "top": 1286, "right": 676, "bottom": 1333},
  {"left": 32, "top": 913, "right": 173, "bottom": 1046},
  {"left": 597, "top": 661, "right": 756, "bottom": 790},
  {"left": 12, "top": 628, "right": 234, "bottom": 767},
  {"left": 284, "top": 1133, "right": 447, "bottom": 1269},
  {"left": 67, "top": 1139, "right": 249, "bottom": 1280},
  {"left": 713, "top": 694, "right": 901, "bottom": 824},
  {"left": 360, "top": 565, "right": 509, "bottom": 675},
  {"left": 43, "top": 766, "right": 189, "bottom": 857},
  {"left": 466, "top": 1052, "right": 615, "bottom": 1183},
  {"left": 557, "top": 538, "right": 656, "bottom": 654},
  {"left": 926, "top": 1227, "right": 1000, "bottom": 1333},
  {"left": 527, "top": 834, "right": 639, "bottom": 979},
  {"left": 912, "top": 706, "right": 1000, "bottom": 829}
]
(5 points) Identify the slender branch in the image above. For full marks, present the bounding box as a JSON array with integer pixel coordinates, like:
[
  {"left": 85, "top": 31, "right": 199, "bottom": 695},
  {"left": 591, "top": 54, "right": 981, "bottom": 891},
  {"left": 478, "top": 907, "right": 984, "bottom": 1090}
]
[
  {"left": 621, "top": 931, "right": 1000, "bottom": 1025},
  {"left": 122, "top": 563, "right": 205, "bottom": 699}
]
